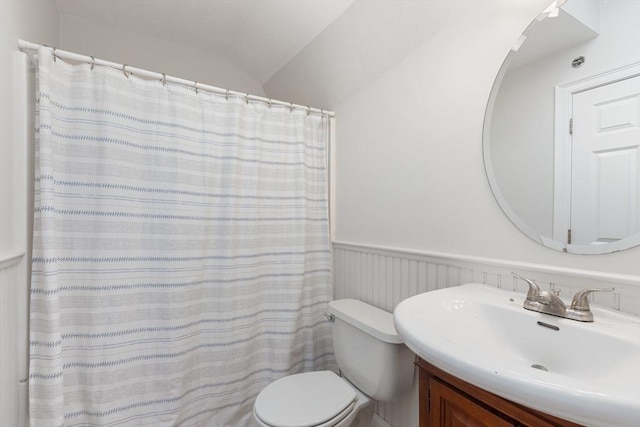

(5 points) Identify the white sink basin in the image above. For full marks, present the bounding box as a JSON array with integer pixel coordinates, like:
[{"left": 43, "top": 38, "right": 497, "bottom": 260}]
[{"left": 394, "top": 283, "right": 640, "bottom": 427}]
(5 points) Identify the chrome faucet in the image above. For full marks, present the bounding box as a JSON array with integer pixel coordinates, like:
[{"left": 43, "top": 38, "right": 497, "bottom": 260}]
[{"left": 512, "top": 273, "right": 614, "bottom": 322}]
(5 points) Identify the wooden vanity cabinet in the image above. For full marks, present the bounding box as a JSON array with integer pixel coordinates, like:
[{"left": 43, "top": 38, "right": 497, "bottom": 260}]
[{"left": 416, "top": 358, "right": 584, "bottom": 427}]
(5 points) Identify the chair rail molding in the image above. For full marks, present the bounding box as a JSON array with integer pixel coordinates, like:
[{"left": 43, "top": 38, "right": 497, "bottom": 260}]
[{"left": 0, "top": 251, "right": 25, "bottom": 271}]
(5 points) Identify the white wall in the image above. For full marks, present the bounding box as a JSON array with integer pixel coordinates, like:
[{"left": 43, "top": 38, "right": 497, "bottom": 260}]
[
  {"left": 490, "top": 0, "right": 640, "bottom": 238},
  {"left": 330, "top": 0, "right": 640, "bottom": 276},
  {"left": 58, "top": 13, "right": 266, "bottom": 97},
  {"left": 321, "top": 4, "right": 640, "bottom": 421},
  {"left": 0, "top": 2, "right": 59, "bottom": 426}
]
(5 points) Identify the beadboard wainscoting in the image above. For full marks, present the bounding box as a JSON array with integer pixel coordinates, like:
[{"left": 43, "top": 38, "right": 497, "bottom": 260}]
[
  {"left": 0, "top": 251, "right": 29, "bottom": 427},
  {"left": 332, "top": 241, "right": 640, "bottom": 427}
]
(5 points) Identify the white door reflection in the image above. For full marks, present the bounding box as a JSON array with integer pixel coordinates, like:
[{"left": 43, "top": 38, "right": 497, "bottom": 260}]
[{"left": 569, "top": 75, "right": 640, "bottom": 246}]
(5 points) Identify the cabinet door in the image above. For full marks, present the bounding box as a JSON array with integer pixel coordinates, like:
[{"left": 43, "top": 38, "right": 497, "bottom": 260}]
[{"left": 429, "top": 379, "right": 515, "bottom": 427}]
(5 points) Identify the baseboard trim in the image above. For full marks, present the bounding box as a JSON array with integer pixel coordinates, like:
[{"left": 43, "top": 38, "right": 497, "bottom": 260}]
[{"left": 370, "top": 413, "right": 392, "bottom": 427}]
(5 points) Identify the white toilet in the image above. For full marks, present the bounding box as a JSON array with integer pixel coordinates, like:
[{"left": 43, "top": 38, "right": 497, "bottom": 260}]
[{"left": 253, "top": 299, "right": 414, "bottom": 427}]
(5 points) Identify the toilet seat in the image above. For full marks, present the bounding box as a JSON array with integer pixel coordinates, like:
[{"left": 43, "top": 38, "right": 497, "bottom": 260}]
[{"left": 253, "top": 371, "right": 357, "bottom": 427}]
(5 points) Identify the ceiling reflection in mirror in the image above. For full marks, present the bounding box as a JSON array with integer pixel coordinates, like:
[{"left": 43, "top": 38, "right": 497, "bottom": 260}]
[{"left": 483, "top": 0, "right": 640, "bottom": 254}]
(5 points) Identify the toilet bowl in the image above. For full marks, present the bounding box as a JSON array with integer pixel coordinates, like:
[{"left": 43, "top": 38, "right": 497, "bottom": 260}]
[
  {"left": 253, "top": 299, "right": 414, "bottom": 427},
  {"left": 253, "top": 371, "right": 373, "bottom": 427}
]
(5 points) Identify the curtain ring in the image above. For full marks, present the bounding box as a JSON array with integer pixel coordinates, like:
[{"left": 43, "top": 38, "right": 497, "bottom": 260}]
[
  {"left": 90, "top": 56, "right": 95, "bottom": 70},
  {"left": 268, "top": 99, "right": 272, "bottom": 109},
  {"left": 194, "top": 82, "right": 199, "bottom": 94},
  {"left": 246, "top": 93, "right": 250, "bottom": 105},
  {"left": 307, "top": 106, "right": 311, "bottom": 117},
  {"left": 161, "top": 73, "right": 166, "bottom": 86},
  {"left": 52, "top": 47, "right": 57, "bottom": 62},
  {"left": 122, "top": 64, "right": 129, "bottom": 78},
  {"left": 290, "top": 102, "right": 294, "bottom": 113},
  {"left": 225, "top": 89, "right": 230, "bottom": 101}
]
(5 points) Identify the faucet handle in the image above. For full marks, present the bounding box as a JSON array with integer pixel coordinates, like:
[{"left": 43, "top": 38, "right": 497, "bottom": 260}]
[
  {"left": 570, "top": 287, "right": 615, "bottom": 311},
  {"left": 512, "top": 272, "right": 540, "bottom": 300}
]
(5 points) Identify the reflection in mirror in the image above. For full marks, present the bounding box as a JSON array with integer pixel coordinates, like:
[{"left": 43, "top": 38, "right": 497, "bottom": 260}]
[{"left": 484, "top": 0, "right": 640, "bottom": 254}]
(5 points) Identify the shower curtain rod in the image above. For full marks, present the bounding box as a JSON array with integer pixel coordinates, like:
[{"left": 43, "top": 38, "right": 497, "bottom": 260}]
[{"left": 18, "top": 39, "right": 335, "bottom": 118}]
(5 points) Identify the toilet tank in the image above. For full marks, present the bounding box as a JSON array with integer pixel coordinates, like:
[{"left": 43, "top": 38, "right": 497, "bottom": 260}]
[{"left": 327, "top": 299, "right": 414, "bottom": 401}]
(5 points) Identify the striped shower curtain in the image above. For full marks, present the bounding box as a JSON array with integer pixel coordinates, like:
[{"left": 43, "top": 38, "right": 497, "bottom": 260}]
[{"left": 29, "top": 47, "right": 335, "bottom": 426}]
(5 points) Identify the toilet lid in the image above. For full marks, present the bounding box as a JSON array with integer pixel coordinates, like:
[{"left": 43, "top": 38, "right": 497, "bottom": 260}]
[{"left": 254, "top": 371, "right": 357, "bottom": 427}]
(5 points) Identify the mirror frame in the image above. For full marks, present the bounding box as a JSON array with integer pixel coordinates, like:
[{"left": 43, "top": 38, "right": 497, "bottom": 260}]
[{"left": 482, "top": 4, "right": 640, "bottom": 255}]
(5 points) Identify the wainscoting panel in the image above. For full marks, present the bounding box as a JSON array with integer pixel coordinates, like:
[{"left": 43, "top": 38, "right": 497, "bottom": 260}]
[
  {"left": 0, "top": 252, "right": 28, "bottom": 427},
  {"left": 332, "top": 242, "right": 640, "bottom": 427}
]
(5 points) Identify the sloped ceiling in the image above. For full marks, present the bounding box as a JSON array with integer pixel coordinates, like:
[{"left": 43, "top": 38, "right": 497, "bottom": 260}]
[
  {"left": 508, "top": 7, "right": 598, "bottom": 70},
  {"left": 264, "top": 1, "right": 465, "bottom": 109},
  {"left": 56, "top": 0, "right": 354, "bottom": 85},
  {"left": 55, "top": 0, "right": 543, "bottom": 110}
]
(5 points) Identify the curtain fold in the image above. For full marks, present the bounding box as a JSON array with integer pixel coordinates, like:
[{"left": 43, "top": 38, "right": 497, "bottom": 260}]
[{"left": 29, "top": 47, "right": 335, "bottom": 427}]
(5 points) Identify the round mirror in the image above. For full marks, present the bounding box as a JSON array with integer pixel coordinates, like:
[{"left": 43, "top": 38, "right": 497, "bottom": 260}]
[{"left": 483, "top": 0, "right": 640, "bottom": 254}]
